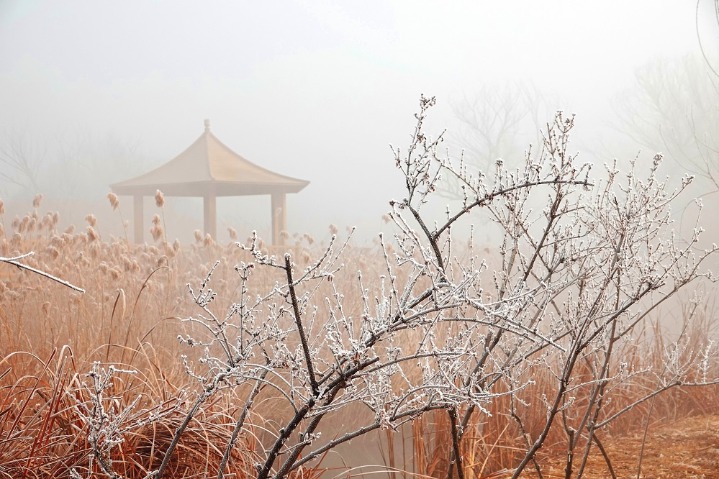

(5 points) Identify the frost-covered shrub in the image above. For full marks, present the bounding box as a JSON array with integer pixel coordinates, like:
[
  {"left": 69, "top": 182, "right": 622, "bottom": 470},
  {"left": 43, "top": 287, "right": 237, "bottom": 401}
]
[{"left": 72, "top": 96, "right": 718, "bottom": 479}]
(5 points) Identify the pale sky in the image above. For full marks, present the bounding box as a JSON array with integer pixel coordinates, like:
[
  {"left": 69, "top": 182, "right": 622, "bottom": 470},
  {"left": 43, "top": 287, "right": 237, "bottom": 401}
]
[{"left": 0, "top": 1, "right": 715, "bottom": 241}]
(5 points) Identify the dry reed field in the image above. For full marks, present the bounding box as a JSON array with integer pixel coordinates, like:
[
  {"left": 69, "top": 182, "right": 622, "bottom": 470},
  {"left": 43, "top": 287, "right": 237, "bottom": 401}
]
[
  {"left": 0, "top": 195, "right": 395, "bottom": 477},
  {"left": 2, "top": 199, "right": 718, "bottom": 478},
  {"left": 2, "top": 103, "right": 719, "bottom": 479}
]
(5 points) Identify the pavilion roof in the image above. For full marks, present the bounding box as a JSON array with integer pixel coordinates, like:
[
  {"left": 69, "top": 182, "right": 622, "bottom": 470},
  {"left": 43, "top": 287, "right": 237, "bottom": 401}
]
[{"left": 111, "top": 120, "right": 309, "bottom": 197}]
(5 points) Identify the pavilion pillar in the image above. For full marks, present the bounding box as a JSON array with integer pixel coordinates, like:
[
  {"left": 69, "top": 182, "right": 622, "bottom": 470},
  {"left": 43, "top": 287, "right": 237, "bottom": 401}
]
[
  {"left": 133, "top": 195, "right": 144, "bottom": 243},
  {"left": 203, "top": 194, "right": 217, "bottom": 239},
  {"left": 271, "top": 192, "right": 287, "bottom": 246}
]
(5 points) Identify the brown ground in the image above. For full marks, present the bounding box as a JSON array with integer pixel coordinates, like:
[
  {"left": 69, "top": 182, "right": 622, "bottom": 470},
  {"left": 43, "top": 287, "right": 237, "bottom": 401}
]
[{"left": 494, "top": 414, "right": 719, "bottom": 479}]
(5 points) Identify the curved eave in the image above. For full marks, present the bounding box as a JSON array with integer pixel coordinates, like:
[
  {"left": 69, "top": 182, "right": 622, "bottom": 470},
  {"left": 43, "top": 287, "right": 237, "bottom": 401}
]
[{"left": 111, "top": 179, "right": 310, "bottom": 197}]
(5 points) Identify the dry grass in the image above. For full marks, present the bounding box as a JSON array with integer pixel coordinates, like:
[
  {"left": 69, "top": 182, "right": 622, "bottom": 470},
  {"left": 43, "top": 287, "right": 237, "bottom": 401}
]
[
  {"left": 1, "top": 198, "right": 718, "bottom": 478},
  {"left": 376, "top": 309, "right": 719, "bottom": 478}
]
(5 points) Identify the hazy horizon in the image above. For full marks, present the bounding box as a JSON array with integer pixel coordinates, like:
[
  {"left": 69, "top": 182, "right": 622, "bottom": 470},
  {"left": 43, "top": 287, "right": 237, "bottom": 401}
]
[{"left": 1, "top": 1, "right": 717, "bottom": 243}]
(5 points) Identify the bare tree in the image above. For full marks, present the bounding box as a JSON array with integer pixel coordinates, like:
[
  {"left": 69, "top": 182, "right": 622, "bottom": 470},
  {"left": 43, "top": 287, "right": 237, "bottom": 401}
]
[
  {"left": 0, "top": 131, "right": 45, "bottom": 194},
  {"left": 444, "top": 82, "right": 552, "bottom": 199},
  {"left": 614, "top": 55, "right": 719, "bottom": 194},
  {"left": 0, "top": 129, "right": 144, "bottom": 199},
  {"left": 74, "top": 96, "right": 718, "bottom": 479},
  {"left": 696, "top": 0, "right": 719, "bottom": 78}
]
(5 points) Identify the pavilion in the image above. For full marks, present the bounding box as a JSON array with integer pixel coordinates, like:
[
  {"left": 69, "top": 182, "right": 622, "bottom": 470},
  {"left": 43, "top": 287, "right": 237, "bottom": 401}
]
[{"left": 111, "top": 120, "right": 309, "bottom": 245}]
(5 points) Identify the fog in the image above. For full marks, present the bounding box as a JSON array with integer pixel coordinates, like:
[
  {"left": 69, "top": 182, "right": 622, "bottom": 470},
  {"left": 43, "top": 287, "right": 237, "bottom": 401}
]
[{"left": 1, "top": 0, "right": 717, "bottom": 243}]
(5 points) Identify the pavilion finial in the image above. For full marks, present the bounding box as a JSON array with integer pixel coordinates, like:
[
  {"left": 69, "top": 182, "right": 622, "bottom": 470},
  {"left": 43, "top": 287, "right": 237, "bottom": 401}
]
[{"left": 204, "top": 119, "right": 211, "bottom": 132}]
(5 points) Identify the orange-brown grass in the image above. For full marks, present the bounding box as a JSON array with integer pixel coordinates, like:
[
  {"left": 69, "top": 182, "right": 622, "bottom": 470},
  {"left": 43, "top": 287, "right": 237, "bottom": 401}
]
[
  {"left": 0, "top": 202, "right": 329, "bottom": 477},
  {"left": 385, "top": 310, "right": 719, "bottom": 478},
  {"left": 2, "top": 200, "right": 718, "bottom": 477},
  {"left": 370, "top": 286, "right": 719, "bottom": 477},
  {"left": 0, "top": 347, "right": 260, "bottom": 478}
]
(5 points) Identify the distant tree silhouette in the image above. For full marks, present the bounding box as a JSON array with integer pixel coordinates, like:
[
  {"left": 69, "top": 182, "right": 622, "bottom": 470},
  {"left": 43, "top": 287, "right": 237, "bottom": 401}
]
[{"left": 614, "top": 55, "right": 719, "bottom": 194}]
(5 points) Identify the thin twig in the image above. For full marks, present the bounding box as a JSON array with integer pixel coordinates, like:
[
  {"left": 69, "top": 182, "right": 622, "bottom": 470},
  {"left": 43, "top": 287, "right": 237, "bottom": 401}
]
[{"left": 1, "top": 252, "right": 85, "bottom": 293}]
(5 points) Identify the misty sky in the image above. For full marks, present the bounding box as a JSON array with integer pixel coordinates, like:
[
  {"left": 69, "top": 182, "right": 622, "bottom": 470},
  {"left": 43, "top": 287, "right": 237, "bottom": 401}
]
[{"left": 0, "top": 1, "right": 716, "bottom": 242}]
